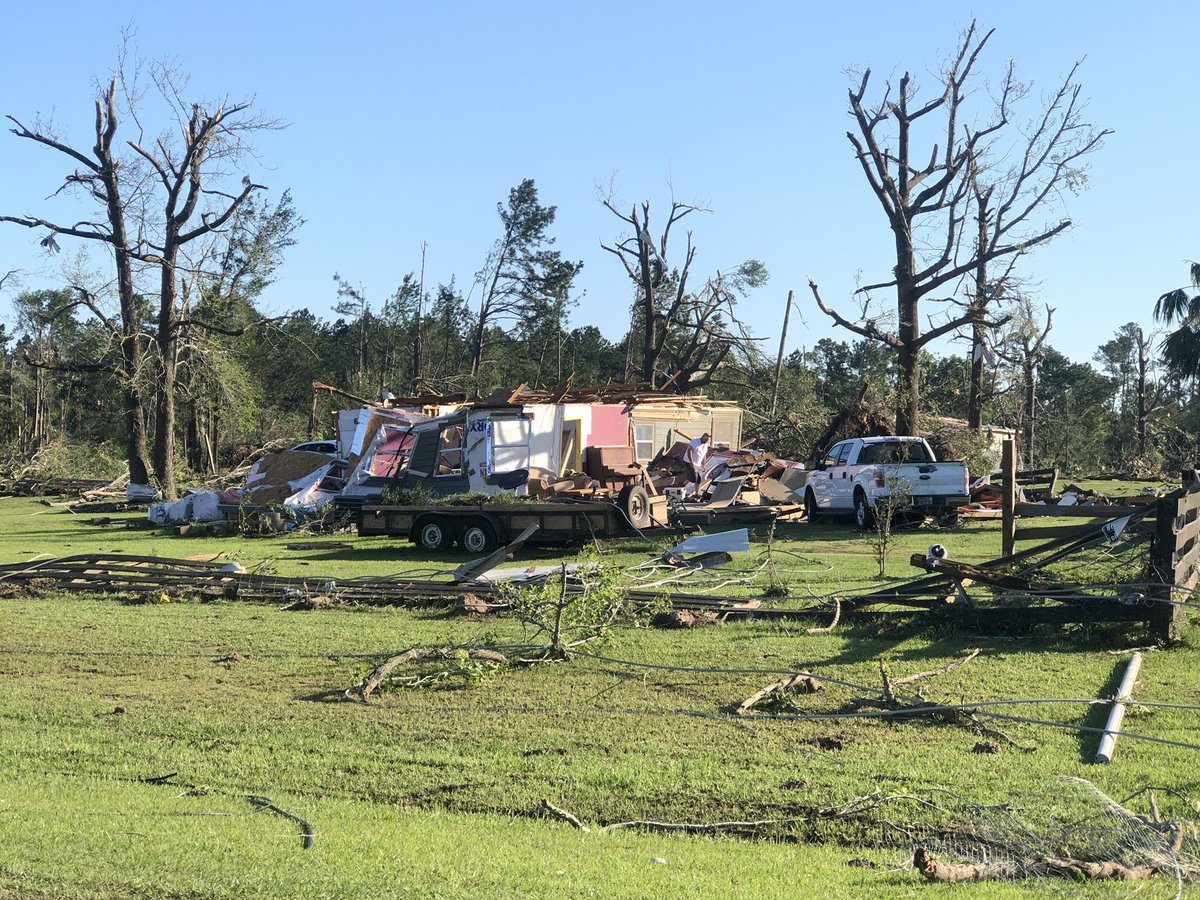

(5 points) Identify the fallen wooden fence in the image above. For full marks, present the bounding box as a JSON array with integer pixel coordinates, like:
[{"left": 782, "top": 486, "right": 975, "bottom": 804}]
[{"left": 0, "top": 553, "right": 810, "bottom": 621}]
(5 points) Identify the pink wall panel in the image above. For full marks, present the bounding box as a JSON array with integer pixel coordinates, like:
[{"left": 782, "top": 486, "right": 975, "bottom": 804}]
[{"left": 586, "top": 405, "right": 629, "bottom": 447}]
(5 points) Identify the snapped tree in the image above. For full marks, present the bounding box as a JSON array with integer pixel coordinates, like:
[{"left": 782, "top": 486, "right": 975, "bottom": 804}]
[
  {"left": 601, "top": 197, "right": 767, "bottom": 391},
  {"left": 809, "top": 20, "right": 1108, "bottom": 434}
]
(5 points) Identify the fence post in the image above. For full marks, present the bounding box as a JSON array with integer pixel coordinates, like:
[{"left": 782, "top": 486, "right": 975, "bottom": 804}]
[
  {"left": 1150, "top": 472, "right": 1197, "bottom": 643},
  {"left": 1001, "top": 439, "right": 1016, "bottom": 557}
]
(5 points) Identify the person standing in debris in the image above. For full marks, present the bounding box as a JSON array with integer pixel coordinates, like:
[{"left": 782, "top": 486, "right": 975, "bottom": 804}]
[{"left": 685, "top": 432, "right": 711, "bottom": 498}]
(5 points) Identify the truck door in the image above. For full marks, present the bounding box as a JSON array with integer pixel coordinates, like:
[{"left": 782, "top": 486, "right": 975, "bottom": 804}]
[
  {"left": 811, "top": 441, "right": 848, "bottom": 510},
  {"left": 827, "top": 441, "right": 856, "bottom": 509}
]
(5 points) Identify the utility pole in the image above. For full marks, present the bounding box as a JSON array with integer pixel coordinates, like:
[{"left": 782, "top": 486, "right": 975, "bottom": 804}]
[
  {"left": 769, "top": 289, "right": 795, "bottom": 416},
  {"left": 411, "top": 241, "right": 426, "bottom": 392}
]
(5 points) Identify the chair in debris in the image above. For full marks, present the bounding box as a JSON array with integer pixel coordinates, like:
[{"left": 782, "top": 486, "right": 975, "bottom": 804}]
[{"left": 585, "top": 446, "right": 643, "bottom": 492}]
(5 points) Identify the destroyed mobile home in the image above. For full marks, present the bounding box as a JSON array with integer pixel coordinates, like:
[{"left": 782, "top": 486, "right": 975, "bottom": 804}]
[{"left": 147, "top": 383, "right": 811, "bottom": 542}]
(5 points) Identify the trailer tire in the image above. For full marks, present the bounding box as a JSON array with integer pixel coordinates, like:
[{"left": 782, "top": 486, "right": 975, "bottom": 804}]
[
  {"left": 414, "top": 516, "right": 453, "bottom": 552},
  {"left": 618, "top": 484, "right": 651, "bottom": 530},
  {"left": 854, "top": 490, "right": 875, "bottom": 530},
  {"left": 805, "top": 488, "right": 822, "bottom": 524},
  {"left": 461, "top": 518, "right": 498, "bottom": 554}
]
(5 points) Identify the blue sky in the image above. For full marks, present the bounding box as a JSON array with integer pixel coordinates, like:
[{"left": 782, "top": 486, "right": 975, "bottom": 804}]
[{"left": 1, "top": 1, "right": 1195, "bottom": 366}]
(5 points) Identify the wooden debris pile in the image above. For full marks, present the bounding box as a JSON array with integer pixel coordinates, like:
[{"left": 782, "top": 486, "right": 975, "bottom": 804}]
[{"left": 368, "top": 379, "right": 744, "bottom": 412}]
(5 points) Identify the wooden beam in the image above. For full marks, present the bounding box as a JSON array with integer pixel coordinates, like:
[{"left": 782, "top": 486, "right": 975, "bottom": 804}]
[
  {"left": 1014, "top": 523, "right": 1110, "bottom": 543},
  {"left": 1014, "top": 503, "right": 1150, "bottom": 519}
]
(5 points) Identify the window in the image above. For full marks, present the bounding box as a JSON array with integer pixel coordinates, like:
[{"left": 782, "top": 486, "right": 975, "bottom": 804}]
[
  {"left": 821, "top": 443, "right": 844, "bottom": 469},
  {"left": 836, "top": 443, "right": 852, "bottom": 465},
  {"left": 857, "top": 441, "right": 932, "bottom": 465},
  {"left": 633, "top": 424, "right": 655, "bottom": 463},
  {"left": 905, "top": 442, "right": 932, "bottom": 463},
  {"left": 367, "top": 426, "right": 415, "bottom": 478},
  {"left": 437, "top": 424, "right": 464, "bottom": 476}
]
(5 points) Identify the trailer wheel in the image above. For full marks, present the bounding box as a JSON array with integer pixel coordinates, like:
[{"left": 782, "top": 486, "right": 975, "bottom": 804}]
[
  {"left": 618, "top": 484, "right": 651, "bottom": 530},
  {"left": 414, "top": 516, "right": 452, "bottom": 552},
  {"left": 461, "top": 518, "right": 498, "bottom": 554}
]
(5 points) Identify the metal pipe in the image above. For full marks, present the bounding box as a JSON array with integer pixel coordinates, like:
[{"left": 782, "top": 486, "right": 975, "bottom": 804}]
[{"left": 1095, "top": 651, "right": 1143, "bottom": 764}]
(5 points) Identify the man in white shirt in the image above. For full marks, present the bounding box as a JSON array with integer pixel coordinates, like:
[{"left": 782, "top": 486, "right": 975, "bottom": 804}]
[{"left": 684, "top": 433, "right": 710, "bottom": 498}]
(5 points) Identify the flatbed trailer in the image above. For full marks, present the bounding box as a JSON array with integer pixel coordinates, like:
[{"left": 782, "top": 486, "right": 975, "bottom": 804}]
[{"left": 349, "top": 495, "right": 666, "bottom": 552}]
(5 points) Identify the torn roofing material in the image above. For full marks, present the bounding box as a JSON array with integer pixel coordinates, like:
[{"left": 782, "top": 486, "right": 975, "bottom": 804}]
[{"left": 668, "top": 528, "right": 751, "bottom": 556}]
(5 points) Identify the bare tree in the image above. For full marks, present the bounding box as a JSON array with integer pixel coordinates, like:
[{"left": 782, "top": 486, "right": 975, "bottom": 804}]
[
  {"left": 810, "top": 21, "right": 1108, "bottom": 434},
  {"left": 602, "top": 198, "right": 767, "bottom": 391},
  {"left": 2, "top": 54, "right": 277, "bottom": 497},
  {"left": 2, "top": 76, "right": 154, "bottom": 484},
  {"left": 130, "top": 68, "right": 273, "bottom": 498}
]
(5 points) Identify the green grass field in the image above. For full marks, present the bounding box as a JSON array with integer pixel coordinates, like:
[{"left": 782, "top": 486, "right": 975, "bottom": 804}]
[{"left": 1, "top": 492, "right": 1196, "bottom": 898}]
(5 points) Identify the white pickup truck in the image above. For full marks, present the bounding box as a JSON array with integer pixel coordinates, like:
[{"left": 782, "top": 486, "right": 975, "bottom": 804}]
[{"left": 803, "top": 436, "right": 970, "bottom": 528}]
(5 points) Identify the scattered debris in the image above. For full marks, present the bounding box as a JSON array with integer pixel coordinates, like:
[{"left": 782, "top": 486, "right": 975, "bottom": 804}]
[
  {"left": 451, "top": 524, "right": 540, "bottom": 584},
  {"left": 667, "top": 528, "right": 751, "bottom": 557},
  {"left": 455, "top": 594, "right": 497, "bottom": 615},
  {"left": 280, "top": 594, "right": 340, "bottom": 612},
  {"left": 801, "top": 733, "right": 847, "bottom": 751},
  {"left": 651, "top": 609, "right": 718, "bottom": 629}
]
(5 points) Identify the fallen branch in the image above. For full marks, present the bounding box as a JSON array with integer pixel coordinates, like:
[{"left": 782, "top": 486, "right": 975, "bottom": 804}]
[
  {"left": 350, "top": 647, "right": 510, "bottom": 701},
  {"left": 245, "top": 794, "right": 315, "bottom": 850},
  {"left": 891, "top": 648, "right": 981, "bottom": 686},
  {"left": 541, "top": 799, "right": 590, "bottom": 832},
  {"left": 735, "top": 674, "right": 824, "bottom": 715},
  {"left": 804, "top": 599, "right": 841, "bottom": 635},
  {"left": 601, "top": 817, "right": 780, "bottom": 835},
  {"left": 540, "top": 791, "right": 921, "bottom": 837},
  {"left": 849, "top": 654, "right": 1034, "bottom": 752},
  {"left": 914, "top": 848, "right": 1156, "bottom": 883}
]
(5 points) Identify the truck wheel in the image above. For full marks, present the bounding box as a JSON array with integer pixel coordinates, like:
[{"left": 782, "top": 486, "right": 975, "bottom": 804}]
[
  {"left": 854, "top": 491, "right": 875, "bottom": 530},
  {"left": 618, "top": 484, "right": 651, "bottom": 529},
  {"left": 804, "top": 488, "right": 822, "bottom": 524},
  {"left": 414, "top": 516, "right": 452, "bottom": 552},
  {"left": 461, "top": 518, "right": 498, "bottom": 554}
]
